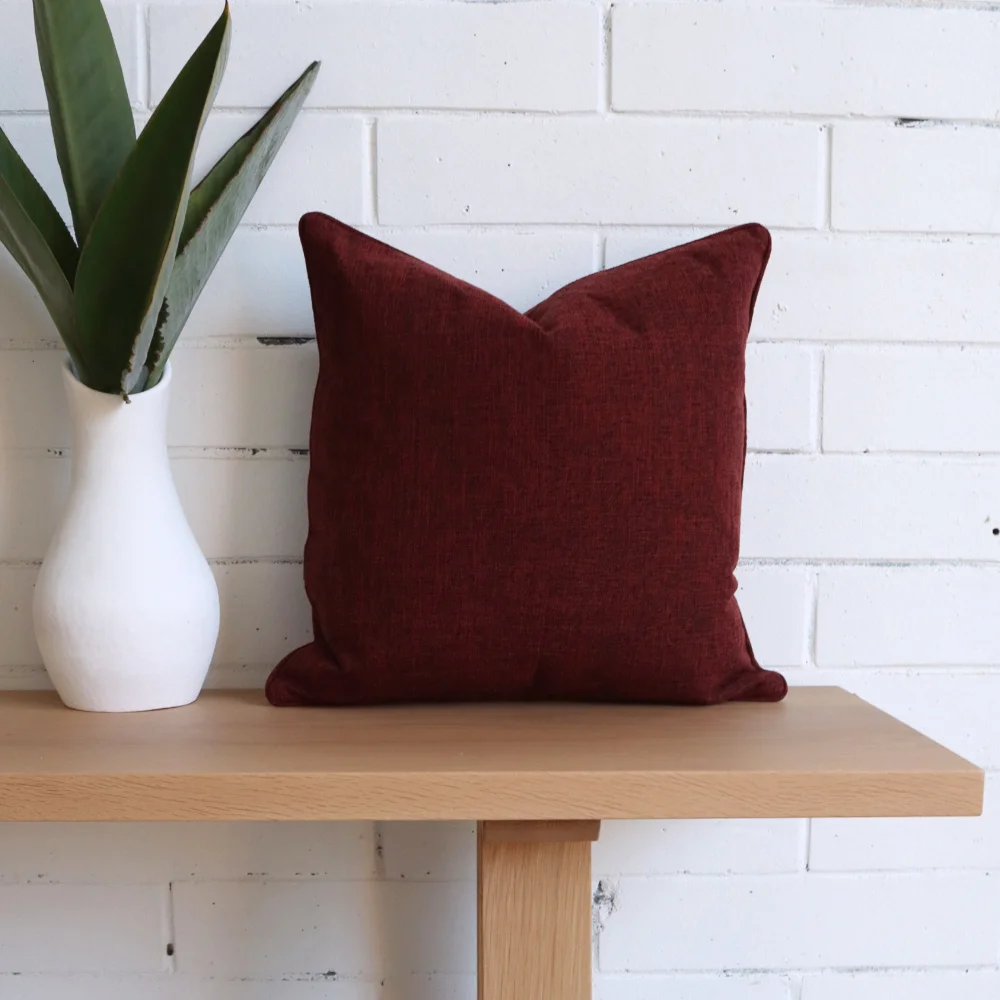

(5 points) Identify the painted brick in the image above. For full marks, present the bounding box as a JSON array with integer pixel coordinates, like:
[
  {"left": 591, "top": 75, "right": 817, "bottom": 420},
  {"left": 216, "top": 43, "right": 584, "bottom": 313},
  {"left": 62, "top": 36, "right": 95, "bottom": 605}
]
[
  {"left": 151, "top": 2, "right": 599, "bottom": 111},
  {"left": 376, "top": 821, "right": 476, "bottom": 882},
  {"left": 195, "top": 113, "right": 365, "bottom": 225},
  {"left": 801, "top": 971, "right": 1000, "bottom": 1000},
  {"left": 0, "top": 248, "right": 55, "bottom": 346},
  {"left": 607, "top": 232, "right": 1000, "bottom": 345},
  {"left": 756, "top": 235, "right": 1000, "bottom": 345},
  {"left": 378, "top": 117, "right": 822, "bottom": 226},
  {"left": 168, "top": 344, "right": 317, "bottom": 448},
  {"left": 0, "top": 2, "right": 138, "bottom": 111},
  {"left": 212, "top": 560, "right": 312, "bottom": 668},
  {"left": 181, "top": 227, "right": 313, "bottom": 340},
  {"left": 833, "top": 123, "right": 1000, "bottom": 233},
  {"left": 172, "top": 880, "right": 475, "bottom": 977},
  {"left": 817, "top": 567, "right": 1000, "bottom": 668},
  {"left": 0, "top": 349, "right": 66, "bottom": 449},
  {"left": 373, "top": 229, "right": 596, "bottom": 312},
  {"left": 173, "top": 454, "right": 307, "bottom": 560},
  {"left": 0, "top": 565, "right": 42, "bottom": 668},
  {"left": 593, "top": 819, "right": 804, "bottom": 876},
  {"left": 612, "top": 4, "right": 1000, "bottom": 119},
  {"left": 823, "top": 347, "right": 1000, "bottom": 454},
  {"left": 810, "top": 772, "right": 1000, "bottom": 872},
  {"left": 0, "top": 665, "right": 50, "bottom": 690},
  {"left": 377, "top": 974, "right": 474, "bottom": 1000},
  {"left": 742, "top": 456, "right": 1000, "bottom": 561},
  {"left": 735, "top": 566, "right": 810, "bottom": 669},
  {"left": 0, "top": 821, "right": 374, "bottom": 885},
  {"left": 596, "top": 976, "right": 796, "bottom": 1000},
  {"left": 598, "top": 873, "right": 1000, "bottom": 971},
  {"left": 0, "top": 452, "right": 71, "bottom": 562},
  {"left": 0, "top": 885, "right": 168, "bottom": 973},
  {"left": 603, "top": 229, "right": 711, "bottom": 270},
  {"left": 0, "top": 978, "right": 384, "bottom": 1000},
  {"left": 0, "top": 982, "right": 475, "bottom": 1000},
  {"left": 745, "top": 345, "right": 815, "bottom": 453}
]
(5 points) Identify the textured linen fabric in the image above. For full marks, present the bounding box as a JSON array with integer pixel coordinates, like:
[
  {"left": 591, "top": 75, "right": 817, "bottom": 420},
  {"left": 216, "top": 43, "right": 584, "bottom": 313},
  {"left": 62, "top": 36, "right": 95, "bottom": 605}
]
[{"left": 266, "top": 213, "right": 787, "bottom": 706}]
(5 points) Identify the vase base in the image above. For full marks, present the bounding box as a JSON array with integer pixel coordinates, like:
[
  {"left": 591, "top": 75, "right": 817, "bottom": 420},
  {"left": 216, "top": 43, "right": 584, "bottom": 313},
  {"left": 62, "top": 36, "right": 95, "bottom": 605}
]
[
  {"left": 55, "top": 690, "right": 204, "bottom": 713},
  {"left": 47, "top": 670, "right": 210, "bottom": 713}
]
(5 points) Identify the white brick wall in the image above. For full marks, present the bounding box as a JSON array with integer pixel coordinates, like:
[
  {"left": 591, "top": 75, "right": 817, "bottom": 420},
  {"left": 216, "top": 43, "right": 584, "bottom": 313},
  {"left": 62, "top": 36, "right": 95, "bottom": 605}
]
[
  {"left": 150, "top": 3, "right": 602, "bottom": 111},
  {"left": 377, "top": 117, "right": 823, "bottom": 225},
  {"left": 2, "top": 1, "right": 999, "bottom": 997},
  {"left": 596, "top": 978, "right": 795, "bottom": 1000},
  {"left": 824, "top": 346, "right": 1000, "bottom": 453},
  {"left": 599, "top": 873, "right": 1000, "bottom": 971},
  {"left": 742, "top": 456, "right": 1000, "bottom": 561},
  {"left": 0, "top": 884, "right": 169, "bottom": 973},
  {"left": 801, "top": 971, "right": 1000, "bottom": 1000},
  {"left": 611, "top": 4, "right": 1000, "bottom": 119},
  {"left": 833, "top": 123, "right": 1000, "bottom": 234}
]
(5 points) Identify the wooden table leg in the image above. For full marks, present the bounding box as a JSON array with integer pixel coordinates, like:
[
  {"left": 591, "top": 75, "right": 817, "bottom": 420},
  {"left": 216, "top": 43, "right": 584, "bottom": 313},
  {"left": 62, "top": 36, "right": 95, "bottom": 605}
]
[{"left": 477, "top": 820, "right": 601, "bottom": 1000}]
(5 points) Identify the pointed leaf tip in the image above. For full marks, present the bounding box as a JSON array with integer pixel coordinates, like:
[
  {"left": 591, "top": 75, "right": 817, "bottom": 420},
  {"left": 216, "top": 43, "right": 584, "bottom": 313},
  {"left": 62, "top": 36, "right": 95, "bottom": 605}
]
[
  {"left": 32, "top": 0, "right": 135, "bottom": 243},
  {"left": 146, "top": 58, "right": 318, "bottom": 385},
  {"left": 74, "top": 5, "right": 231, "bottom": 394}
]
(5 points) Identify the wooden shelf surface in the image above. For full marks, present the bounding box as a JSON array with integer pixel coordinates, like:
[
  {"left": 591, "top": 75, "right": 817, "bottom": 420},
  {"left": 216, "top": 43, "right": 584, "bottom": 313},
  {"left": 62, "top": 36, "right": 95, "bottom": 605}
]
[{"left": 0, "top": 687, "right": 982, "bottom": 822}]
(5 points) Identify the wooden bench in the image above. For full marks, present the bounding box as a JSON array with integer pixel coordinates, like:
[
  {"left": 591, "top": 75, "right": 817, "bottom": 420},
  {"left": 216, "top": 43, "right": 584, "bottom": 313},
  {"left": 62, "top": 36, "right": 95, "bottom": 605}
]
[{"left": 0, "top": 686, "right": 983, "bottom": 1000}]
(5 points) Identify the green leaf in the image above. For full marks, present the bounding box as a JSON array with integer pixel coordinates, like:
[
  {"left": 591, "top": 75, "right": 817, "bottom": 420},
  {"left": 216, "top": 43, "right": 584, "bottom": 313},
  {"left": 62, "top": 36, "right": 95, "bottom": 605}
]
[
  {"left": 0, "top": 174, "right": 84, "bottom": 379},
  {"left": 0, "top": 125, "right": 77, "bottom": 283},
  {"left": 74, "top": 5, "right": 231, "bottom": 397},
  {"left": 32, "top": 0, "right": 136, "bottom": 243},
  {"left": 146, "top": 61, "right": 320, "bottom": 387},
  {"left": 0, "top": 128, "right": 84, "bottom": 376}
]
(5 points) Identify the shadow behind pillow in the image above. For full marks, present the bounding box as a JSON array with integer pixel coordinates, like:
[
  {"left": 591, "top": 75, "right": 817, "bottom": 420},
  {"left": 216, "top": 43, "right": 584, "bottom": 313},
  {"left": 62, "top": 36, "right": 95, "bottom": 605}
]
[{"left": 266, "top": 215, "right": 787, "bottom": 707}]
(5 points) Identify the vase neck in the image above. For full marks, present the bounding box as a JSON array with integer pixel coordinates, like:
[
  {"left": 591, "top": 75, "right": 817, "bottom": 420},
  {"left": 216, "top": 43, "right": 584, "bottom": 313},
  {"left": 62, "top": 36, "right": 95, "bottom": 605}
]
[{"left": 63, "top": 363, "right": 172, "bottom": 474}]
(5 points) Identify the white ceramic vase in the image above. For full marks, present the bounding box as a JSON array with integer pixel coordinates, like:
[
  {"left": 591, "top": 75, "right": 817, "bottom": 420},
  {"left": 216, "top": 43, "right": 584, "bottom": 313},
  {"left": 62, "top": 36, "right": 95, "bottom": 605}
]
[{"left": 33, "top": 361, "right": 220, "bottom": 712}]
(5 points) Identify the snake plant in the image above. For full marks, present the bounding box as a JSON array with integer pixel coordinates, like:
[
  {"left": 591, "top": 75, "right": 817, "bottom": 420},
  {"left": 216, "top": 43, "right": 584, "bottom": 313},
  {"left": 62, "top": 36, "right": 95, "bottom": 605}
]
[{"left": 0, "top": 1, "right": 319, "bottom": 397}]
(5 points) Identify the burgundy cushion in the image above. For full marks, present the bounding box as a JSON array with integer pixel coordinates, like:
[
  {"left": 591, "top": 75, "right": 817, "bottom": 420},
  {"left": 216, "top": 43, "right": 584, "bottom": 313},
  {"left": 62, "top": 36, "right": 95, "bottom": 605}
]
[{"left": 266, "top": 214, "right": 787, "bottom": 706}]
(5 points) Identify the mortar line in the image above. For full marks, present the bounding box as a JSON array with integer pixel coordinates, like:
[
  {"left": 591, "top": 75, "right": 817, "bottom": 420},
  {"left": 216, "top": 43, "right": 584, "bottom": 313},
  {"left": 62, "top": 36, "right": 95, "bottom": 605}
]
[
  {"left": 806, "top": 567, "right": 821, "bottom": 669},
  {"left": 599, "top": 4, "right": 613, "bottom": 114},
  {"left": 365, "top": 117, "right": 378, "bottom": 225},
  {"left": 814, "top": 349, "right": 826, "bottom": 453},
  {"left": 822, "top": 124, "right": 834, "bottom": 230},
  {"left": 140, "top": 3, "right": 151, "bottom": 111},
  {"left": 165, "top": 880, "right": 177, "bottom": 973}
]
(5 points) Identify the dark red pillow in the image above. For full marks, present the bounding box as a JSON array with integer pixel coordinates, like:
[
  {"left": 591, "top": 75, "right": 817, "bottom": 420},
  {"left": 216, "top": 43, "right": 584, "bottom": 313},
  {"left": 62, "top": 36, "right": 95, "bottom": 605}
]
[{"left": 266, "top": 215, "right": 787, "bottom": 706}]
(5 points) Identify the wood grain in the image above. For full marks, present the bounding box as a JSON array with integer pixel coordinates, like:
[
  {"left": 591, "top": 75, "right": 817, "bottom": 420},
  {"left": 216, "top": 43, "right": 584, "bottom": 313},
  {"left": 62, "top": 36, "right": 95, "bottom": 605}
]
[
  {"left": 480, "top": 820, "right": 601, "bottom": 844},
  {"left": 0, "top": 688, "right": 983, "bottom": 821},
  {"left": 478, "top": 821, "right": 593, "bottom": 1000}
]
